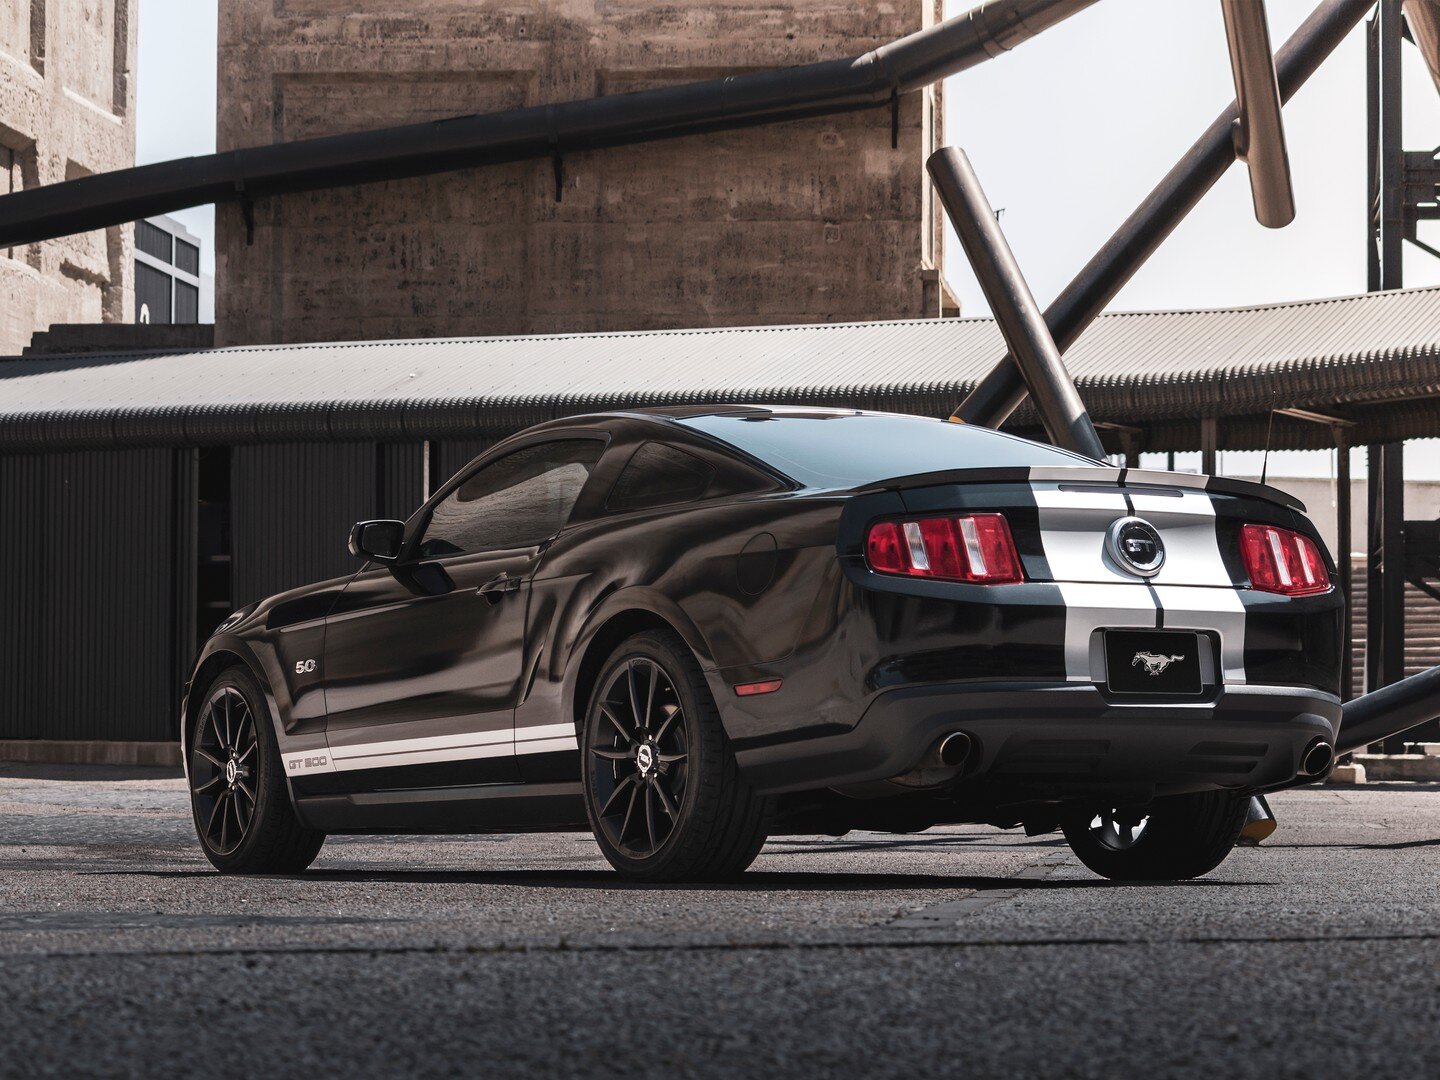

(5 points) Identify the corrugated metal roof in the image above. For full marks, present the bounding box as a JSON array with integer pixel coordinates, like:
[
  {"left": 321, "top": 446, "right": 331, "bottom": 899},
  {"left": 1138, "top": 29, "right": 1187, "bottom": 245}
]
[{"left": 4, "top": 285, "right": 1440, "bottom": 452}]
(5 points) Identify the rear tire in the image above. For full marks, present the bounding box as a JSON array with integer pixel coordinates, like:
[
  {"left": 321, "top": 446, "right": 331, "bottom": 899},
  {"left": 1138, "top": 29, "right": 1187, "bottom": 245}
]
[
  {"left": 1062, "top": 790, "right": 1248, "bottom": 881},
  {"left": 581, "top": 630, "right": 770, "bottom": 882},
  {"left": 188, "top": 666, "right": 325, "bottom": 874}
]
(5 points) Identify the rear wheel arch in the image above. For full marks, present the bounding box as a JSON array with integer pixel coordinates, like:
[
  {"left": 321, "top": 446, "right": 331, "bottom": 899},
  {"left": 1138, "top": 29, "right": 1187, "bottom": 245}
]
[{"left": 570, "top": 609, "right": 691, "bottom": 739}]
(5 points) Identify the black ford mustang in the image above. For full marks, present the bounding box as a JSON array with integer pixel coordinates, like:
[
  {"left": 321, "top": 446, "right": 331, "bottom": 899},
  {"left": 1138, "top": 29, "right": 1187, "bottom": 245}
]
[{"left": 183, "top": 407, "right": 1344, "bottom": 881}]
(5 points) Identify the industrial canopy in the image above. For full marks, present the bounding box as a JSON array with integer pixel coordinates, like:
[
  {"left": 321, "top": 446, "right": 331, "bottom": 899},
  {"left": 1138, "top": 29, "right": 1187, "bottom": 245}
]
[{"left": 2, "top": 285, "right": 1438, "bottom": 456}]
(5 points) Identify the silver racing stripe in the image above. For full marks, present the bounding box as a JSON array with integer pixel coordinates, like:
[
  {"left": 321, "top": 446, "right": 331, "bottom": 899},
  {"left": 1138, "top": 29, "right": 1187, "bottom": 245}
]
[
  {"left": 1054, "top": 582, "right": 1159, "bottom": 681},
  {"left": 1033, "top": 477, "right": 1247, "bottom": 685},
  {"left": 282, "top": 721, "right": 579, "bottom": 775}
]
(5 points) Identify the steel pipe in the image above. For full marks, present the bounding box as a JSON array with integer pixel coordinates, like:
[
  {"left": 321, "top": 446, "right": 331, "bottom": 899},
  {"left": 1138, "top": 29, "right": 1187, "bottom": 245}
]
[
  {"left": 0, "top": 0, "right": 1095, "bottom": 249},
  {"left": 1221, "top": 0, "right": 1296, "bottom": 227},
  {"left": 952, "top": 0, "right": 1372, "bottom": 430},
  {"left": 927, "top": 147, "right": 1106, "bottom": 459},
  {"left": 1337, "top": 663, "right": 1440, "bottom": 754},
  {"left": 1403, "top": 0, "right": 1440, "bottom": 95}
]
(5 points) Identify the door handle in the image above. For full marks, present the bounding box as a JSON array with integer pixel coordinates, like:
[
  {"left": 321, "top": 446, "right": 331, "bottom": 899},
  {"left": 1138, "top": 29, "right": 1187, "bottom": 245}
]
[{"left": 477, "top": 573, "right": 523, "bottom": 602}]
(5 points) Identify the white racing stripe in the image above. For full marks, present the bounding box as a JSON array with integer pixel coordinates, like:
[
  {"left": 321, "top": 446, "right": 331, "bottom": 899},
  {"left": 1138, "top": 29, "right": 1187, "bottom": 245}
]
[
  {"left": 1152, "top": 585, "right": 1248, "bottom": 685},
  {"left": 283, "top": 722, "right": 579, "bottom": 776},
  {"left": 1054, "top": 582, "right": 1158, "bottom": 681},
  {"left": 1033, "top": 476, "right": 1248, "bottom": 685}
]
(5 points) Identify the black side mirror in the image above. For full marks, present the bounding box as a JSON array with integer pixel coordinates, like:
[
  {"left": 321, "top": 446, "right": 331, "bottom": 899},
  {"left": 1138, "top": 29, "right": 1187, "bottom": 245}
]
[{"left": 348, "top": 519, "right": 405, "bottom": 562}]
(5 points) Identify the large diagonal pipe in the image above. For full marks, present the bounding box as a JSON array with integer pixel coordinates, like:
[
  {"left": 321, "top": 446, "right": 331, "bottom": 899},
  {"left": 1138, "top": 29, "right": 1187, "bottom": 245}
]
[
  {"left": 0, "top": 0, "right": 1095, "bottom": 249},
  {"left": 928, "top": 147, "right": 1106, "bottom": 458},
  {"left": 952, "top": 0, "right": 1373, "bottom": 429},
  {"left": 1402, "top": 0, "right": 1440, "bottom": 95},
  {"left": 1338, "top": 665, "right": 1440, "bottom": 753},
  {"left": 1221, "top": 0, "right": 1296, "bottom": 227}
]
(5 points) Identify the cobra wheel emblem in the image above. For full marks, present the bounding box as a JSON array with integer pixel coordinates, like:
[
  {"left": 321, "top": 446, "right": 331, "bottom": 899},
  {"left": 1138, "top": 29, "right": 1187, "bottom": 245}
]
[
  {"left": 635, "top": 744, "right": 655, "bottom": 777},
  {"left": 1132, "top": 651, "right": 1185, "bottom": 676}
]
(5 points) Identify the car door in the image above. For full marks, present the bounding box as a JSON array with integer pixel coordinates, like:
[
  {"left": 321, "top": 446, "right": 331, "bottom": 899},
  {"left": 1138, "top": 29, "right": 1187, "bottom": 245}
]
[{"left": 319, "top": 437, "right": 607, "bottom": 790}]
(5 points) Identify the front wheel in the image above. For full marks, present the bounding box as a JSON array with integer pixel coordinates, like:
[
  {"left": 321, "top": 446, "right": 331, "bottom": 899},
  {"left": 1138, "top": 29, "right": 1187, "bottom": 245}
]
[
  {"left": 1061, "top": 790, "right": 1249, "bottom": 881},
  {"left": 581, "top": 630, "right": 770, "bottom": 882},
  {"left": 188, "top": 666, "right": 325, "bottom": 874}
]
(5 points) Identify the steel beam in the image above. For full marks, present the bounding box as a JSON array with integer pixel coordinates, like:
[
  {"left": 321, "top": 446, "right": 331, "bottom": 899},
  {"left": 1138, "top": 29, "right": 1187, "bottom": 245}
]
[
  {"left": 1221, "top": 0, "right": 1297, "bottom": 227},
  {"left": 926, "top": 147, "right": 1105, "bottom": 460},
  {"left": 0, "top": 0, "right": 1096, "bottom": 249},
  {"left": 952, "top": 0, "right": 1372, "bottom": 429},
  {"left": 1336, "top": 436, "right": 1354, "bottom": 702}
]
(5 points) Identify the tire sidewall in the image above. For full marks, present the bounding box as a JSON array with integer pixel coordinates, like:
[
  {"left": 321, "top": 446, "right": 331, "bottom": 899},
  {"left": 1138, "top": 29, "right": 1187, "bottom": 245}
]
[
  {"left": 580, "top": 632, "right": 709, "bottom": 879},
  {"left": 189, "top": 666, "right": 283, "bottom": 873}
]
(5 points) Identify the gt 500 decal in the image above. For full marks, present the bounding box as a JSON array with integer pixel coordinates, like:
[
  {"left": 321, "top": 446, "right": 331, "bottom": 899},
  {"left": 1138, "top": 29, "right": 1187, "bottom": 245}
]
[{"left": 282, "top": 751, "right": 335, "bottom": 775}]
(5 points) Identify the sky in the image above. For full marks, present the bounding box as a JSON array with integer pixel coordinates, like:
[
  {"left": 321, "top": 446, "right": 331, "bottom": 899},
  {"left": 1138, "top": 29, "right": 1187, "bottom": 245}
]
[{"left": 132, "top": 1, "right": 1440, "bottom": 479}]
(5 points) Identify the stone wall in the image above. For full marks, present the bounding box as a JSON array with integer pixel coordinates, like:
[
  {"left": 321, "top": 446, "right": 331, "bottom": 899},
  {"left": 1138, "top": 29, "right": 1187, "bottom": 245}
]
[
  {"left": 0, "top": 0, "right": 136, "bottom": 355},
  {"left": 215, "top": 0, "right": 948, "bottom": 346}
]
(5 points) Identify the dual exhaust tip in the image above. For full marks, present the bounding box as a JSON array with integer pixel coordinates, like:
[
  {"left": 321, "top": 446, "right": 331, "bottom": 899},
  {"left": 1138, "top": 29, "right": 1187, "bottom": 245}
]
[
  {"left": 927, "top": 731, "right": 1330, "bottom": 781},
  {"left": 935, "top": 731, "right": 973, "bottom": 770},
  {"left": 1299, "top": 739, "right": 1334, "bottom": 779}
]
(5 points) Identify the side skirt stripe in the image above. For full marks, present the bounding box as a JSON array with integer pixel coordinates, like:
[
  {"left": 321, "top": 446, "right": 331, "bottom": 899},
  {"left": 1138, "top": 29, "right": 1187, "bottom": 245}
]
[{"left": 283, "top": 721, "right": 580, "bottom": 776}]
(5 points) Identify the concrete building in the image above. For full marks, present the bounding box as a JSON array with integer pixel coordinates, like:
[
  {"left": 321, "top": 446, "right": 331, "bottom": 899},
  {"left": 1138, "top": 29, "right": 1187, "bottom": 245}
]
[
  {"left": 135, "top": 214, "right": 202, "bottom": 325},
  {"left": 0, "top": 0, "right": 136, "bottom": 356},
  {"left": 215, "top": 0, "right": 952, "bottom": 347}
]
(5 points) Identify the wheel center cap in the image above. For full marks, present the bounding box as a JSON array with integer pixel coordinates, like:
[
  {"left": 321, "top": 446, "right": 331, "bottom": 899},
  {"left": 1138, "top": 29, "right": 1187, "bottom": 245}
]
[
  {"left": 635, "top": 744, "right": 655, "bottom": 777},
  {"left": 225, "top": 759, "right": 238, "bottom": 786}
]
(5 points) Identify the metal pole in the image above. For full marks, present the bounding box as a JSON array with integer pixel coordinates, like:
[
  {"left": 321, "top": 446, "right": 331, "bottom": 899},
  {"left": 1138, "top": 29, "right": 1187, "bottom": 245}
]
[
  {"left": 1336, "top": 436, "right": 1354, "bottom": 702},
  {"left": 1200, "top": 418, "right": 1219, "bottom": 477},
  {"left": 952, "top": 0, "right": 1373, "bottom": 429},
  {"left": 926, "top": 147, "right": 1106, "bottom": 460},
  {"left": 1366, "top": 445, "right": 1383, "bottom": 695},
  {"left": 1365, "top": 2, "right": 1407, "bottom": 700},
  {"left": 1380, "top": 443, "right": 1407, "bottom": 703}
]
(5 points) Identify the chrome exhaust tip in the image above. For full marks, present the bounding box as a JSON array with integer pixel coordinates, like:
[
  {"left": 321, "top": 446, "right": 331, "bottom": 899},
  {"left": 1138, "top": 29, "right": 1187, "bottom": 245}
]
[
  {"left": 936, "top": 731, "right": 973, "bottom": 769},
  {"left": 1299, "top": 739, "right": 1334, "bottom": 779}
]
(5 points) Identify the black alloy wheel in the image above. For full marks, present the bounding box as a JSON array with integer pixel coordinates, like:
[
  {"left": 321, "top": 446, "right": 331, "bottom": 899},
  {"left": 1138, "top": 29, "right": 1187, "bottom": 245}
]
[
  {"left": 188, "top": 666, "right": 325, "bottom": 874},
  {"left": 582, "top": 629, "right": 770, "bottom": 882},
  {"left": 1062, "top": 790, "right": 1249, "bottom": 881},
  {"left": 191, "top": 686, "right": 259, "bottom": 856},
  {"left": 1085, "top": 808, "right": 1150, "bottom": 853},
  {"left": 588, "top": 657, "right": 690, "bottom": 860}
]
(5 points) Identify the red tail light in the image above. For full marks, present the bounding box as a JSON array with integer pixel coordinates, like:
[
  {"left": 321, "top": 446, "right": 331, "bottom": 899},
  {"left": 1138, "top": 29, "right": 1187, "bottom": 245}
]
[
  {"left": 864, "top": 514, "right": 1024, "bottom": 584},
  {"left": 1239, "top": 524, "right": 1331, "bottom": 596}
]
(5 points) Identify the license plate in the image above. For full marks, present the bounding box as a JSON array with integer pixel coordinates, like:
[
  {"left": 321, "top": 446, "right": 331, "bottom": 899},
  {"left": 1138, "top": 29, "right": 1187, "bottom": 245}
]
[{"left": 1105, "top": 630, "right": 1204, "bottom": 695}]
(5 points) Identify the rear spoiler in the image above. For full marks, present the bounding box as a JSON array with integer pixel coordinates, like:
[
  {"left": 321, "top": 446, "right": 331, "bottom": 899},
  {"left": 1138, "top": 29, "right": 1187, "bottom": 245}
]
[{"left": 850, "top": 466, "right": 1306, "bottom": 514}]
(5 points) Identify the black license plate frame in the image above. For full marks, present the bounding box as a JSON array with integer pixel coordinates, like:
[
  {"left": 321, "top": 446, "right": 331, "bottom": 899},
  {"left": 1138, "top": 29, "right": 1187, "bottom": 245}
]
[{"left": 1104, "top": 630, "right": 1204, "bottom": 696}]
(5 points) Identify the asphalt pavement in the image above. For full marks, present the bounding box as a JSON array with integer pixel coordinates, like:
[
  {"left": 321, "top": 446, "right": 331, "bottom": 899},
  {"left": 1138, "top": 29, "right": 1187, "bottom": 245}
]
[{"left": 1, "top": 764, "right": 1438, "bottom": 1078}]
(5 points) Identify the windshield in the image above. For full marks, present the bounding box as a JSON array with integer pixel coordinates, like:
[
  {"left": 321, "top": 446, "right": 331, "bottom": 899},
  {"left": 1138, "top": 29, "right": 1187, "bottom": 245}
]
[{"left": 677, "top": 412, "right": 1098, "bottom": 489}]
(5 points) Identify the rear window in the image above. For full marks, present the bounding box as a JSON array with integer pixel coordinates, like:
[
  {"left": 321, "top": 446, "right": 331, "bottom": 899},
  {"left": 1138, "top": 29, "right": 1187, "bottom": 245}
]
[
  {"left": 677, "top": 412, "right": 1097, "bottom": 489},
  {"left": 608, "top": 443, "right": 714, "bottom": 512}
]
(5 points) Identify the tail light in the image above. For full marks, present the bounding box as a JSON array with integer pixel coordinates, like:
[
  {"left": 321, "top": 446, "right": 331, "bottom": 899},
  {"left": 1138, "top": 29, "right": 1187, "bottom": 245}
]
[
  {"left": 1239, "top": 523, "right": 1331, "bottom": 596},
  {"left": 865, "top": 513, "right": 1024, "bottom": 584}
]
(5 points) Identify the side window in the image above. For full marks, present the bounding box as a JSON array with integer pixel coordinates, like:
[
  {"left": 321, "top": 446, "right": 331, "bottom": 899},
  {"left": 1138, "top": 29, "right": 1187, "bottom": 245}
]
[
  {"left": 607, "top": 442, "right": 715, "bottom": 512},
  {"left": 419, "top": 440, "right": 604, "bottom": 557}
]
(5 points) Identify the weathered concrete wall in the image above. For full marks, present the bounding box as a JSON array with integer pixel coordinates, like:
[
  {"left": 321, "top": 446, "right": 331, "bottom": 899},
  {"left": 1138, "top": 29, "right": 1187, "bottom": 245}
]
[
  {"left": 0, "top": 0, "right": 136, "bottom": 356},
  {"left": 215, "top": 1, "right": 947, "bottom": 346}
]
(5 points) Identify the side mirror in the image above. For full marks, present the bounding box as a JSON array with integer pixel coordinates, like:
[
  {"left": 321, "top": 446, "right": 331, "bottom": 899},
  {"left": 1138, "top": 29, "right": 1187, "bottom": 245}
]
[{"left": 348, "top": 519, "right": 405, "bottom": 562}]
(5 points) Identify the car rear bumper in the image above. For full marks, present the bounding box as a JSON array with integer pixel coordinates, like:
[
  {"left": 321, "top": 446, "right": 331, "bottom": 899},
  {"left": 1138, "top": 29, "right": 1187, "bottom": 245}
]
[{"left": 734, "top": 680, "right": 1342, "bottom": 800}]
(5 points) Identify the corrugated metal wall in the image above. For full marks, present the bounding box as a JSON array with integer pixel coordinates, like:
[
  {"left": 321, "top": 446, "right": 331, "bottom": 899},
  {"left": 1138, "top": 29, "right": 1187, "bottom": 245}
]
[
  {"left": 0, "top": 434, "right": 494, "bottom": 744},
  {"left": 0, "top": 450, "right": 179, "bottom": 740},
  {"left": 380, "top": 442, "right": 426, "bottom": 521},
  {"left": 232, "top": 442, "right": 378, "bottom": 606}
]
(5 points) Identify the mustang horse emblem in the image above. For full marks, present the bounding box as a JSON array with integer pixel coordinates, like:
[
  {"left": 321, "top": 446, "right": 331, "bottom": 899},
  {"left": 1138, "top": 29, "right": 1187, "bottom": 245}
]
[{"left": 1132, "top": 651, "right": 1186, "bottom": 676}]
